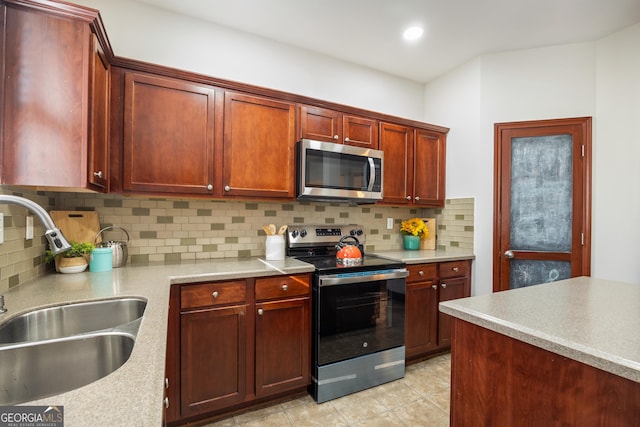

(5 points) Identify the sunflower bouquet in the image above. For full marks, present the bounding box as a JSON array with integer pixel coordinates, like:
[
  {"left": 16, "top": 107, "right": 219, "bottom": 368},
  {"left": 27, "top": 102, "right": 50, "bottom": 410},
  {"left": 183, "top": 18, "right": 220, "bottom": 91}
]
[{"left": 400, "top": 217, "right": 429, "bottom": 239}]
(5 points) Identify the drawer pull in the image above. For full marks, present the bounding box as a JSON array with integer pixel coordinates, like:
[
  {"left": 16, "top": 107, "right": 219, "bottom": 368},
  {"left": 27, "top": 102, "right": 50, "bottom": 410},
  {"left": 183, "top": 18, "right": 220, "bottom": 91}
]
[
  {"left": 282, "top": 284, "right": 288, "bottom": 291},
  {"left": 441, "top": 283, "right": 447, "bottom": 288},
  {"left": 418, "top": 270, "right": 424, "bottom": 276},
  {"left": 212, "top": 291, "right": 219, "bottom": 298},
  {"left": 452, "top": 267, "right": 459, "bottom": 272},
  {"left": 432, "top": 284, "right": 437, "bottom": 290},
  {"left": 258, "top": 308, "right": 264, "bottom": 315}
]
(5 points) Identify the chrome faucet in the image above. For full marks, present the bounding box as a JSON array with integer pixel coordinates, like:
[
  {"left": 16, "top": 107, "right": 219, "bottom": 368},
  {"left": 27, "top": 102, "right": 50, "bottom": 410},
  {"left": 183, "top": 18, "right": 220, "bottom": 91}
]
[{"left": 0, "top": 195, "right": 71, "bottom": 255}]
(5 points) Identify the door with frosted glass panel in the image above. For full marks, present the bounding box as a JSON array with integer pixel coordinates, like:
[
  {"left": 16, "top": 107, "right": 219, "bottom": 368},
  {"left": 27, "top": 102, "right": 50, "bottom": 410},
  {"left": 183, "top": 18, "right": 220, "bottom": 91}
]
[{"left": 493, "top": 118, "right": 592, "bottom": 292}]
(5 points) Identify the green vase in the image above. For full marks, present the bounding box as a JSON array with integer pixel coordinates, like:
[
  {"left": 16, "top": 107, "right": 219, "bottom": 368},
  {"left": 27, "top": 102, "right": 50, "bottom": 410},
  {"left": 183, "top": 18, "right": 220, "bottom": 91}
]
[{"left": 403, "top": 235, "right": 420, "bottom": 250}]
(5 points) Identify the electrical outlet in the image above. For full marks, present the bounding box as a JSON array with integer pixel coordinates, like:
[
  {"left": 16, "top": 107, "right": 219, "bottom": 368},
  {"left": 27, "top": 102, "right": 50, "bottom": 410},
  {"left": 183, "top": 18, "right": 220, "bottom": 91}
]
[
  {"left": 386, "top": 218, "right": 394, "bottom": 229},
  {"left": 26, "top": 216, "right": 34, "bottom": 240},
  {"left": 0, "top": 213, "right": 4, "bottom": 244}
]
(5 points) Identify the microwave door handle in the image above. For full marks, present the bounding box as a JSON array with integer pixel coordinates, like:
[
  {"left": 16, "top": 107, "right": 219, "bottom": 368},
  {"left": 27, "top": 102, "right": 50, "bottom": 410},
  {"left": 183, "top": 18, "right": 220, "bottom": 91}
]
[{"left": 367, "top": 158, "right": 376, "bottom": 192}]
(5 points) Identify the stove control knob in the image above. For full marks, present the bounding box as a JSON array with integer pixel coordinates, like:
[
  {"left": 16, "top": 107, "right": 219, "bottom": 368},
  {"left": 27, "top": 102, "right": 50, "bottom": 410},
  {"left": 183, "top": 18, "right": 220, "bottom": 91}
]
[
  {"left": 300, "top": 229, "right": 307, "bottom": 238},
  {"left": 356, "top": 229, "right": 363, "bottom": 236},
  {"left": 349, "top": 229, "right": 356, "bottom": 236},
  {"left": 291, "top": 229, "right": 299, "bottom": 238}
]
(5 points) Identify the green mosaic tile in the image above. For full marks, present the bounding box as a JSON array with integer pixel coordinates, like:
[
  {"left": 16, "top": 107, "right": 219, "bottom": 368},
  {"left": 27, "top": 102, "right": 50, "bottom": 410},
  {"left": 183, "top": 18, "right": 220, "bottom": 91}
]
[
  {"left": 203, "top": 244, "right": 218, "bottom": 252},
  {"left": 211, "top": 223, "right": 225, "bottom": 230},
  {"left": 293, "top": 217, "right": 305, "bottom": 223},
  {"left": 140, "top": 231, "right": 157, "bottom": 239},
  {"left": 231, "top": 217, "right": 245, "bottom": 223},
  {"left": 315, "top": 205, "right": 326, "bottom": 212},
  {"left": 9, "top": 274, "right": 19, "bottom": 288},
  {"left": 374, "top": 213, "right": 382, "bottom": 219},
  {"left": 450, "top": 241, "right": 460, "bottom": 247},
  {"left": 438, "top": 224, "right": 446, "bottom": 230},
  {"left": 104, "top": 199, "right": 123, "bottom": 208},
  {"left": 325, "top": 218, "right": 335, "bottom": 224},
  {"left": 163, "top": 253, "right": 181, "bottom": 263},
  {"left": 370, "top": 229, "right": 379, "bottom": 235},
  {"left": 33, "top": 256, "right": 41, "bottom": 267},
  {"left": 4, "top": 216, "right": 12, "bottom": 227},
  {"left": 264, "top": 210, "right": 277, "bottom": 217},
  {"left": 225, "top": 237, "right": 239, "bottom": 244},
  {"left": 464, "top": 225, "right": 474, "bottom": 232},
  {"left": 383, "top": 235, "right": 391, "bottom": 240},
  {"left": 181, "top": 238, "right": 197, "bottom": 246},
  {"left": 157, "top": 216, "right": 173, "bottom": 224},
  {"left": 282, "top": 205, "right": 294, "bottom": 211},
  {"left": 339, "top": 212, "right": 349, "bottom": 218},
  {"left": 245, "top": 203, "right": 259, "bottom": 210},
  {"left": 173, "top": 201, "right": 189, "bottom": 209},
  {"left": 197, "top": 209, "right": 212, "bottom": 216},
  {"left": 455, "top": 214, "right": 465, "bottom": 220},
  {"left": 237, "top": 249, "right": 252, "bottom": 258},
  {"left": 361, "top": 207, "right": 371, "bottom": 213},
  {"left": 24, "top": 239, "right": 33, "bottom": 249},
  {"left": 434, "top": 209, "right": 443, "bottom": 215},
  {"left": 133, "top": 207, "right": 151, "bottom": 216},
  {"left": 131, "top": 254, "right": 150, "bottom": 264}
]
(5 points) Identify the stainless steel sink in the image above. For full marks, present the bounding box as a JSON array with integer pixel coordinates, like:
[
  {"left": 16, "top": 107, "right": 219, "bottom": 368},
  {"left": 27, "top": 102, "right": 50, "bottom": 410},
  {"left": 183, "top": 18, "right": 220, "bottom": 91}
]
[
  {"left": 0, "top": 332, "right": 135, "bottom": 405},
  {"left": 0, "top": 297, "right": 146, "bottom": 344}
]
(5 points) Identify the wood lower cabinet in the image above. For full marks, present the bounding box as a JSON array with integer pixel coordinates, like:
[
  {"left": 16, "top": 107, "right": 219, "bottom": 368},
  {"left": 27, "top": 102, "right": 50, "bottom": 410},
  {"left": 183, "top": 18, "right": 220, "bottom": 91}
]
[
  {"left": 122, "top": 71, "right": 217, "bottom": 195},
  {"left": 1, "top": 1, "right": 111, "bottom": 189},
  {"left": 380, "top": 122, "right": 447, "bottom": 207},
  {"left": 405, "top": 260, "right": 472, "bottom": 361},
  {"left": 223, "top": 92, "right": 295, "bottom": 199},
  {"left": 165, "top": 274, "right": 311, "bottom": 425},
  {"left": 298, "top": 105, "right": 379, "bottom": 149}
]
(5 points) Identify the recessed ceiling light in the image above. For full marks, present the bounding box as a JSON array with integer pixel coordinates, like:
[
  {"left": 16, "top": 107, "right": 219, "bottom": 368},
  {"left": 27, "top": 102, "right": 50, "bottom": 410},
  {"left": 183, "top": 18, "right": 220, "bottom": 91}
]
[{"left": 403, "top": 26, "right": 424, "bottom": 41}]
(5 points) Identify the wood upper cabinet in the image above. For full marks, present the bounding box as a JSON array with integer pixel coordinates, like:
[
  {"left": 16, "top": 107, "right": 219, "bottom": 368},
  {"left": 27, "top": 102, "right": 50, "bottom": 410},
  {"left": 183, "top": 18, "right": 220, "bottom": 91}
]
[
  {"left": 122, "top": 71, "right": 216, "bottom": 195},
  {"left": 380, "top": 122, "right": 447, "bottom": 207},
  {"left": 223, "top": 92, "right": 296, "bottom": 199},
  {"left": 87, "top": 34, "right": 110, "bottom": 190},
  {"left": 298, "top": 105, "right": 379, "bottom": 149},
  {"left": 0, "top": 1, "right": 111, "bottom": 189}
]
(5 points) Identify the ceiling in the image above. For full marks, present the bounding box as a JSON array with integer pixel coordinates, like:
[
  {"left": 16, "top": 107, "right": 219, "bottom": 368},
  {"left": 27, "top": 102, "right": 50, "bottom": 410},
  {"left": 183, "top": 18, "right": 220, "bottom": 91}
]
[{"left": 133, "top": 0, "right": 640, "bottom": 83}]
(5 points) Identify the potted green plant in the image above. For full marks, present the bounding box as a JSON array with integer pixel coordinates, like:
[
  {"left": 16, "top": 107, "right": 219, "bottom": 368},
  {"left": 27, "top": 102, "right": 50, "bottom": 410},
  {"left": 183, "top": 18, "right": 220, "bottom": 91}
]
[{"left": 45, "top": 241, "right": 95, "bottom": 273}]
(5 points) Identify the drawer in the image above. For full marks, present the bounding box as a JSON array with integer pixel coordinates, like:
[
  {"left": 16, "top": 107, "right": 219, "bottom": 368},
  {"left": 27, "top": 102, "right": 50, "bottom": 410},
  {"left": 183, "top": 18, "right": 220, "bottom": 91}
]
[
  {"left": 256, "top": 274, "right": 310, "bottom": 301},
  {"left": 181, "top": 280, "right": 246, "bottom": 310},
  {"left": 439, "top": 260, "right": 471, "bottom": 279},
  {"left": 406, "top": 263, "right": 437, "bottom": 283}
]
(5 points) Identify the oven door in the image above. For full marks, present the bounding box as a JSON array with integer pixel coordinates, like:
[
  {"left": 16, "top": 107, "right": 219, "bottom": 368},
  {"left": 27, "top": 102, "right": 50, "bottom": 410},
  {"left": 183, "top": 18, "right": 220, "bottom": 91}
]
[
  {"left": 297, "top": 139, "right": 383, "bottom": 202},
  {"left": 314, "top": 268, "right": 407, "bottom": 366}
]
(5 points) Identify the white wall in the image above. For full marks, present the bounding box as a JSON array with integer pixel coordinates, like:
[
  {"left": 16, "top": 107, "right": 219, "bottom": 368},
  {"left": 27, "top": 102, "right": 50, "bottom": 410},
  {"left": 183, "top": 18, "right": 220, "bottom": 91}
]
[
  {"left": 75, "top": 0, "right": 425, "bottom": 120},
  {"left": 426, "top": 27, "right": 640, "bottom": 294}
]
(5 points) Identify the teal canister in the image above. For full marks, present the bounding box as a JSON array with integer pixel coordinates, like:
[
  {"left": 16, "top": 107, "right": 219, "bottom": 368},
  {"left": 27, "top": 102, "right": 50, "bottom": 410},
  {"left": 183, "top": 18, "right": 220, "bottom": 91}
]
[{"left": 90, "top": 247, "right": 113, "bottom": 272}]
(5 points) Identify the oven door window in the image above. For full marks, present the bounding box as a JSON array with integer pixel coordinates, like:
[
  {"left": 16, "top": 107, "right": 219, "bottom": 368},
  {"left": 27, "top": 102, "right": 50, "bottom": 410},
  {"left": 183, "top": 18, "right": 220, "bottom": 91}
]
[{"left": 317, "top": 278, "right": 405, "bottom": 366}]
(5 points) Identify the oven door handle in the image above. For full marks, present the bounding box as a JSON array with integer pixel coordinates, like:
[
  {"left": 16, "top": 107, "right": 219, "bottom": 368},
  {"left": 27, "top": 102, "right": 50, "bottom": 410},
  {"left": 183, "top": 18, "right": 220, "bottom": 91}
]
[{"left": 319, "top": 268, "right": 409, "bottom": 286}]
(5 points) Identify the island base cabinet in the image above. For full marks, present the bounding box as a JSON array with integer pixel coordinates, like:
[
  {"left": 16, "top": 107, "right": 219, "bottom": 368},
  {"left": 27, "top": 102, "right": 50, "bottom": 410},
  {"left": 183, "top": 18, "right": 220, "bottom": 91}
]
[
  {"left": 180, "top": 306, "right": 247, "bottom": 417},
  {"left": 450, "top": 319, "right": 640, "bottom": 426}
]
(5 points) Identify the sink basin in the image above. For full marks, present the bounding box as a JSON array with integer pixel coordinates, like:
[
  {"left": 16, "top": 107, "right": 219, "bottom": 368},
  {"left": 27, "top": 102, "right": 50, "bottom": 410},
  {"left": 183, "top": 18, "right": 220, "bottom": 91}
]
[
  {"left": 0, "top": 332, "right": 135, "bottom": 405},
  {"left": 0, "top": 297, "right": 146, "bottom": 344}
]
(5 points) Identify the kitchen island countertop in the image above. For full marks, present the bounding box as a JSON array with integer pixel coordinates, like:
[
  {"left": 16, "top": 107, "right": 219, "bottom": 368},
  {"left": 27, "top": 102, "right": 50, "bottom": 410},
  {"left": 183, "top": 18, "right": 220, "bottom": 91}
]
[{"left": 440, "top": 276, "right": 640, "bottom": 383}]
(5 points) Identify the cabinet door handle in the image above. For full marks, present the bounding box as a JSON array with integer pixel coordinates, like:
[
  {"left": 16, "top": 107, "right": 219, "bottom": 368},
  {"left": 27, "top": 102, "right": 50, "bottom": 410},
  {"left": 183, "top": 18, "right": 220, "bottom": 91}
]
[
  {"left": 93, "top": 170, "right": 103, "bottom": 178},
  {"left": 431, "top": 284, "right": 437, "bottom": 290},
  {"left": 414, "top": 196, "right": 420, "bottom": 201},
  {"left": 258, "top": 308, "right": 264, "bottom": 315},
  {"left": 344, "top": 137, "right": 350, "bottom": 143},
  {"left": 418, "top": 270, "right": 424, "bottom": 276},
  {"left": 165, "top": 378, "right": 169, "bottom": 388},
  {"left": 212, "top": 291, "right": 219, "bottom": 298},
  {"left": 406, "top": 195, "right": 412, "bottom": 200},
  {"left": 333, "top": 134, "right": 339, "bottom": 140},
  {"left": 282, "top": 284, "right": 288, "bottom": 291},
  {"left": 164, "top": 397, "right": 169, "bottom": 408},
  {"left": 207, "top": 184, "right": 213, "bottom": 191},
  {"left": 224, "top": 185, "right": 231, "bottom": 192},
  {"left": 452, "top": 267, "right": 459, "bottom": 272},
  {"left": 441, "top": 283, "right": 447, "bottom": 288}
]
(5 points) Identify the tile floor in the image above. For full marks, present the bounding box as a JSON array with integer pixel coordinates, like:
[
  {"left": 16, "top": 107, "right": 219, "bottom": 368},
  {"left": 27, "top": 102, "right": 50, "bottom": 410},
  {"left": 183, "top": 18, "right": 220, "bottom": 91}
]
[{"left": 204, "top": 353, "right": 451, "bottom": 427}]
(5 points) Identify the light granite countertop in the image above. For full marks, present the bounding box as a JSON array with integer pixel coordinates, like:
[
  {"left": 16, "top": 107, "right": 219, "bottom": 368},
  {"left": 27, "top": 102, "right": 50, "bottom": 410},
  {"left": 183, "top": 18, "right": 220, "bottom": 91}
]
[
  {"left": 0, "top": 257, "right": 314, "bottom": 427},
  {"left": 373, "top": 247, "right": 475, "bottom": 264},
  {"left": 439, "top": 276, "right": 640, "bottom": 383}
]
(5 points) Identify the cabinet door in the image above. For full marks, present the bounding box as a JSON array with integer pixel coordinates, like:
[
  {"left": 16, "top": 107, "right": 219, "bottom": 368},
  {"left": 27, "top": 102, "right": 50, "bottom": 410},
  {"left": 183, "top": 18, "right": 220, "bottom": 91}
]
[
  {"left": 180, "top": 305, "right": 247, "bottom": 417},
  {"left": 437, "top": 277, "right": 469, "bottom": 347},
  {"left": 414, "top": 129, "right": 446, "bottom": 207},
  {"left": 255, "top": 298, "right": 310, "bottom": 398},
  {"left": 298, "top": 105, "right": 341, "bottom": 142},
  {"left": 379, "top": 122, "right": 414, "bottom": 204},
  {"left": 343, "top": 115, "right": 379, "bottom": 149},
  {"left": 405, "top": 281, "right": 439, "bottom": 359},
  {"left": 87, "top": 34, "right": 109, "bottom": 190},
  {"left": 223, "top": 92, "right": 295, "bottom": 199},
  {"left": 123, "top": 72, "right": 216, "bottom": 195}
]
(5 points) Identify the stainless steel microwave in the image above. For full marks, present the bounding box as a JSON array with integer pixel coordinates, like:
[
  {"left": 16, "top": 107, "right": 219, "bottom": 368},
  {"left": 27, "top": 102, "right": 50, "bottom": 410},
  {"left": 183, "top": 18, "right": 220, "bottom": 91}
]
[{"left": 296, "top": 139, "right": 383, "bottom": 203}]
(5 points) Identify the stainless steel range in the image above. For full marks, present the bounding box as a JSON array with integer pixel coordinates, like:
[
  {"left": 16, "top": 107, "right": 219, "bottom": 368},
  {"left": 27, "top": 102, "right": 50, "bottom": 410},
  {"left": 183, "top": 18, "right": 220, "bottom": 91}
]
[{"left": 286, "top": 224, "right": 408, "bottom": 403}]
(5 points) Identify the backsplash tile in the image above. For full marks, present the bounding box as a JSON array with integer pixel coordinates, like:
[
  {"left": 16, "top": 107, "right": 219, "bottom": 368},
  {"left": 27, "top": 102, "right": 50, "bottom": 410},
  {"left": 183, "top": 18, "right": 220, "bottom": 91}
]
[{"left": 0, "top": 185, "right": 473, "bottom": 291}]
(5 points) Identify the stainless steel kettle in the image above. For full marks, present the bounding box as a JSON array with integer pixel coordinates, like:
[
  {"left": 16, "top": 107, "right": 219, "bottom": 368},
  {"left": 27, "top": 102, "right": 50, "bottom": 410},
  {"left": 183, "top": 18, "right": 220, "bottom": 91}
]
[{"left": 94, "top": 226, "right": 130, "bottom": 268}]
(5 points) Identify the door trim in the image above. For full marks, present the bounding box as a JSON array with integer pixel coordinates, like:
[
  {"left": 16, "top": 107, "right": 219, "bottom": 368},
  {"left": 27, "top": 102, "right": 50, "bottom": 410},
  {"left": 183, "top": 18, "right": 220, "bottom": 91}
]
[{"left": 493, "top": 117, "right": 592, "bottom": 292}]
